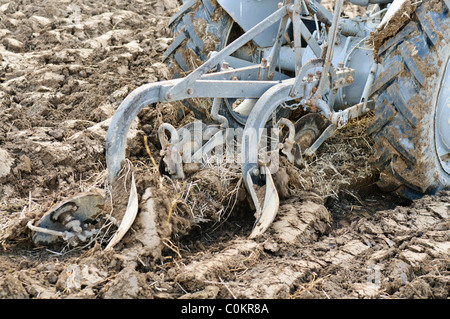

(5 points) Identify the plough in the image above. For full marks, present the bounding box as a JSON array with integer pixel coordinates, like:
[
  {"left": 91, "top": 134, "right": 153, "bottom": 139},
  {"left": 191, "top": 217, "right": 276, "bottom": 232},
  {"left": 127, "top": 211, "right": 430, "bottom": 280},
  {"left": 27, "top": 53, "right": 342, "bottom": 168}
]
[
  {"left": 28, "top": 0, "right": 450, "bottom": 246},
  {"left": 105, "top": 0, "right": 373, "bottom": 239}
]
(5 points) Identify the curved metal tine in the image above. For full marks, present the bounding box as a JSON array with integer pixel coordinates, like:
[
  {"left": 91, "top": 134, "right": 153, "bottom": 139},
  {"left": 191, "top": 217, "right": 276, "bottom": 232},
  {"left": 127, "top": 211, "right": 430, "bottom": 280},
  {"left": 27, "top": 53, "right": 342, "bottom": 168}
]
[
  {"left": 211, "top": 98, "right": 228, "bottom": 128},
  {"left": 106, "top": 77, "right": 283, "bottom": 184},
  {"left": 106, "top": 79, "right": 183, "bottom": 184},
  {"left": 241, "top": 79, "right": 296, "bottom": 238},
  {"left": 277, "top": 118, "right": 298, "bottom": 164},
  {"left": 158, "top": 123, "right": 192, "bottom": 178},
  {"left": 105, "top": 173, "right": 138, "bottom": 250},
  {"left": 277, "top": 118, "right": 296, "bottom": 144},
  {"left": 242, "top": 78, "right": 295, "bottom": 191}
]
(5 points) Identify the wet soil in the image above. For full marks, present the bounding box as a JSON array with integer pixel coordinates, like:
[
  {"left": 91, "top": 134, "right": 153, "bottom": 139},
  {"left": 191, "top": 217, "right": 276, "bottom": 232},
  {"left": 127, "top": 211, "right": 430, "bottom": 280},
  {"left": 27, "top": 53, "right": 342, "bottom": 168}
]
[{"left": 0, "top": 0, "right": 448, "bottom": 300}]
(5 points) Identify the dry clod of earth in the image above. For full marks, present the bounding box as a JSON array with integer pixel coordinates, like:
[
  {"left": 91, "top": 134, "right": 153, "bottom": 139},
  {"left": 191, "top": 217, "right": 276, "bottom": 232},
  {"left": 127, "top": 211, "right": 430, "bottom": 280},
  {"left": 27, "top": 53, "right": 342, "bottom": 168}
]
[{"left": 0, "top": 0, "right": 448, "bottom": 300}]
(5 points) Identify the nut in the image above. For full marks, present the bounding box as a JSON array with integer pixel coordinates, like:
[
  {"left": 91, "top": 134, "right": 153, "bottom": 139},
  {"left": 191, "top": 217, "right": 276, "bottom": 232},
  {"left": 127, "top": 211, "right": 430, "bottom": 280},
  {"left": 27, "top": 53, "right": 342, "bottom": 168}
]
[{"left": 261, "top": 58, "right": 268, "bottom": 67}]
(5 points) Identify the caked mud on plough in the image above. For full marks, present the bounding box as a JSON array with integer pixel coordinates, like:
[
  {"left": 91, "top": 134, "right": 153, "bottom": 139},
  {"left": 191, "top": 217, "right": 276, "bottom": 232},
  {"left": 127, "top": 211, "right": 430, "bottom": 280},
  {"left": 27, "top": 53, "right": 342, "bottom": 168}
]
[{"left": 27, "top": 0, "right": 450, "bottom": 247}]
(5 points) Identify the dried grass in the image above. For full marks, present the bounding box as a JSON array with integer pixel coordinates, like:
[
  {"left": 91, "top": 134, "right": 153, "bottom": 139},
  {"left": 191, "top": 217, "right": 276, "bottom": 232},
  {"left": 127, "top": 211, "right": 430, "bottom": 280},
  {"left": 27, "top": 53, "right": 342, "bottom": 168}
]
[
  {"left": 170, "top": 154, "right": 243, "bottom": 229},
  {"left": 297, "top": 112, "right": 376, "bottom": 200},
  {"left": 167, "top": 111, "right": 376, "bottom": 228}
]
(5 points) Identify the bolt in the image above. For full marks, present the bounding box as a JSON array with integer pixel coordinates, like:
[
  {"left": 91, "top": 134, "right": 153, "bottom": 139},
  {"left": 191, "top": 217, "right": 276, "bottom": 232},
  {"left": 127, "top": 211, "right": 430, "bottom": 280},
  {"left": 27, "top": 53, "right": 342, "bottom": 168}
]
[
  {"left": 346, "top": 75, "right": 354, "bottom": 84},
  {"left": 187, "top": 88, "right": 193, "bottom": 95},
  {"left": 316, "top": 70, "right": 322, "bottom": 77},
  {"left": 261, "top": 58, "right": 268, "bottom": 67},
  {"left": 167, "top": 93, "right": 174, "bottom": 100},
  {"left": 338, "top": 62, "right": 345, "bottom": 69}
]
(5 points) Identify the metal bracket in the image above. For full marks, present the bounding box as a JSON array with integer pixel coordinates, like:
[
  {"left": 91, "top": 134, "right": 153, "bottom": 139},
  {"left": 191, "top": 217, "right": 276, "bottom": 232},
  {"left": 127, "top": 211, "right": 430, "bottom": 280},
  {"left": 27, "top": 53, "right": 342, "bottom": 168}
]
[{"left": 165, "top": 5, "right": 289, "bottom": 101}]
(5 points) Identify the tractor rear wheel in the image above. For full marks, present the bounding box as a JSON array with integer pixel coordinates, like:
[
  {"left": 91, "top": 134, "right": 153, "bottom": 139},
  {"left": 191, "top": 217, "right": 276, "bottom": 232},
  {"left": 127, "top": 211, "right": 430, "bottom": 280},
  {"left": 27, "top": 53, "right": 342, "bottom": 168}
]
[{"left": 369, "top": 0, "right": 450, "bottom": 199}]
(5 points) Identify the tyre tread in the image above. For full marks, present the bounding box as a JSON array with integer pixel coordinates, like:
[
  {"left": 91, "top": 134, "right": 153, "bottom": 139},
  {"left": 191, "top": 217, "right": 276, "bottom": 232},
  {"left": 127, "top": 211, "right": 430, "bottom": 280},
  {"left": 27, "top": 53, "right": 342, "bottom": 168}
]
[{"left": 369, "top": 0, "right": 449, "bottom": 198}]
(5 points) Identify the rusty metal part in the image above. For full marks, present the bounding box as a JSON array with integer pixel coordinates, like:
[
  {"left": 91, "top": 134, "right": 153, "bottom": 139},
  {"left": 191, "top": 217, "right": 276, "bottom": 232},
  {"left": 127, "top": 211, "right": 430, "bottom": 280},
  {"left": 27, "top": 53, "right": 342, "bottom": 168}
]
[
  {"left": 312, "top": 0, "right": 344, "bottom": 102},
  {"left": 294, "top": 113, "right": 330, "bottom": 150}
]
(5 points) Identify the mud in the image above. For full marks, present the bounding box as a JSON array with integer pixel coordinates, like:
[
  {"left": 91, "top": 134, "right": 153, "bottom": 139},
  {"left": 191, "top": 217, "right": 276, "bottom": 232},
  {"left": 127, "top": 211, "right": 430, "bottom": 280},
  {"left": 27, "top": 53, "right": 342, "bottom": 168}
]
[
  {"left": 370, "top": 0, "right": 418, "bottom": 57},
  {"left": 0, "top": 0, "right": 448, "bottom": 300}
]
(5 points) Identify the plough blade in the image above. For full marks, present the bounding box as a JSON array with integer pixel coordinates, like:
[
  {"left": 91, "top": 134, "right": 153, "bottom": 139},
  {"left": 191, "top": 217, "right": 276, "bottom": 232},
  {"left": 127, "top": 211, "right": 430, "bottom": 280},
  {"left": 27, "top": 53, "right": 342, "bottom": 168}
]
[
  {"left": 105, "top": 173, "right": 138, "bottom": 250},
  {"left": 249, "top": 167, "right": 279, "bottom": 239}
]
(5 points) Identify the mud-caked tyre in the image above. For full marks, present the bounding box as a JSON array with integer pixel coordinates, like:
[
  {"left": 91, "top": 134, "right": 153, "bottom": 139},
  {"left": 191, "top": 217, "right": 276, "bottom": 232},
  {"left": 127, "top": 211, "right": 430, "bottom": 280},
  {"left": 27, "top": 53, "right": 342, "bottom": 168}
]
[
  {"left": 368, "top": 0, "right": 450, "bottom": 199},
  {"left": 164, "top": 0, "right": 233, "bottom": 76}
]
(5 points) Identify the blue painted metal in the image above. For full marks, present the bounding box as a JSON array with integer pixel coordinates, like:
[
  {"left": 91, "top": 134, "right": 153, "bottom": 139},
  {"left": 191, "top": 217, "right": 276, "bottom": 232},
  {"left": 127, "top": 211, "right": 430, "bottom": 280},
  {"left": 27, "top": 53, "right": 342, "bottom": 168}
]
[{"left": 217, "top": 0, "right": 280, "bottom": 48}]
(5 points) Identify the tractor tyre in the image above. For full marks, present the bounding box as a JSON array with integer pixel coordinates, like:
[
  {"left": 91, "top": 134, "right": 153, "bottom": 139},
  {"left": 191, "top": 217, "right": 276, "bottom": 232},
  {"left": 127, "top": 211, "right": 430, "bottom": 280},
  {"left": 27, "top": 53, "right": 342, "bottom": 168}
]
[{"left": 368, "top": 0, "right": 450, "bottom": 199}]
